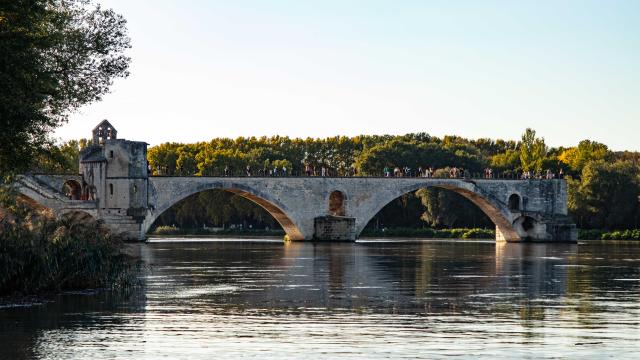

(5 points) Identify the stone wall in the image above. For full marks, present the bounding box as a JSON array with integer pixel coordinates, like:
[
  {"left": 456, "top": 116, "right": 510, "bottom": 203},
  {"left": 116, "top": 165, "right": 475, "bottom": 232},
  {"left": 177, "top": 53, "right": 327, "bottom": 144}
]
[{"left": 314, "top": 216, "right": 356, "bottom": 241}]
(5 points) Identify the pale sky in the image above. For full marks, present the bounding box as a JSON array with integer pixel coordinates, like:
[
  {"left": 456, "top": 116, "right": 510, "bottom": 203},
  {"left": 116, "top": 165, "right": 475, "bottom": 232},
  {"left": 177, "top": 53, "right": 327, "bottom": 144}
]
[{"left": 55, "top": 0, "right": 640, "bottom": 150}]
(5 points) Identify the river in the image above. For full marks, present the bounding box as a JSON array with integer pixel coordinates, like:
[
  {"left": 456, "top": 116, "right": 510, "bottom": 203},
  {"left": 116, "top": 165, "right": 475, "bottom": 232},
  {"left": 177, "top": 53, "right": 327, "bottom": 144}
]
[{"left": 1, "top": 239, "right": 639, "bottom": 359}]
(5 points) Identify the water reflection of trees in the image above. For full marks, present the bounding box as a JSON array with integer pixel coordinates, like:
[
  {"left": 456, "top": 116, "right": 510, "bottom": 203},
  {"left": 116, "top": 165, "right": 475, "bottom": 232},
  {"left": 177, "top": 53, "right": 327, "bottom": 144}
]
[{"left": 4, "top": 240, "right": 639, "bottom": 358}]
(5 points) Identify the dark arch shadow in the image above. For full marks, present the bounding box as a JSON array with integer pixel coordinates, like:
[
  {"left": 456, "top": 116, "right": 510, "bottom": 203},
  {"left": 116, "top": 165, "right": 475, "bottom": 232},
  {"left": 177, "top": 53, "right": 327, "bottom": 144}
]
[
  {"left": 147, "top": 185, "right": 305, "bottom": 240},
  {"left": 62, "top": 180, "right": 82, "bottom": 200},
  {"left": 358, "top": 182, "right": 520, "bottom": 241}
]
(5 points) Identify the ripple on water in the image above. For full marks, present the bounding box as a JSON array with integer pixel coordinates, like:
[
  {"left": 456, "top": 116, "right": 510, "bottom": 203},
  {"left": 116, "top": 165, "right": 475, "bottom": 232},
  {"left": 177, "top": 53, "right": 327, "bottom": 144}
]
[{"left": 2, "top": 239, "right": 640, "bottom": 359}]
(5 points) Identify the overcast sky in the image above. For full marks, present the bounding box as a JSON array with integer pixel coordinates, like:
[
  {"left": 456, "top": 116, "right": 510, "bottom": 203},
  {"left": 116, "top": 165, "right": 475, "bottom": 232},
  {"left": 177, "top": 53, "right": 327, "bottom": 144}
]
[{"left": 55, "top": 0, "right": 640, "bottom": 150}]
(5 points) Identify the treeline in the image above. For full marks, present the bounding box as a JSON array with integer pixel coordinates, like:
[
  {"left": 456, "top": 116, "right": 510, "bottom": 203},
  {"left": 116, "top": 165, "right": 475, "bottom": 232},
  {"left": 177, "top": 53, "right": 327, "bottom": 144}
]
[{"left": 36, "top": 129, "right": 640, "bottom": 231}]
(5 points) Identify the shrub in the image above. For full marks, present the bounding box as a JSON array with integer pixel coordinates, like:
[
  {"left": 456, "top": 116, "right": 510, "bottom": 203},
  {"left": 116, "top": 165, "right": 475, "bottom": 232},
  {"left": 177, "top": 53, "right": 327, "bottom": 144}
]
[
  {"left": 360, "top": 227, "right": 494, "bottom": 239},
  {"left": 579, "top": 228, "right": 640, "bottom": 240},
  {"left": 0, "top": 186, "right": 137, "bottom": 296},
  {"left": 154, "top": 225, "right": 181, "bottom": 235},
  {"left": 462, "top": 228, "right": 495, "bottom": 239}
]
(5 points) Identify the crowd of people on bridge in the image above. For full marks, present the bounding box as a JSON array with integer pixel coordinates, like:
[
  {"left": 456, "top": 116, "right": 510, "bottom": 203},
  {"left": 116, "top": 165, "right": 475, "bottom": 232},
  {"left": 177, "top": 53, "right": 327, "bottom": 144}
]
[
  {"left": 151, "top": 162, "right": 563, "bottom": 180},
  {"left": 521, "top": 168, "right": 563, "bottom": 180}
]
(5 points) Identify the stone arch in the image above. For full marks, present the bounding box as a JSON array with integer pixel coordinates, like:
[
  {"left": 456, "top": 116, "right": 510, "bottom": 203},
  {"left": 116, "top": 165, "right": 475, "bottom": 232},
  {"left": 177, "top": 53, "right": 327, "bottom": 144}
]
[
  {"left": 145, "top": 181, "right": 305, "bottom": 240},
  {"left": 328, "top": 190, "right": 346, "bottom": 216},
  {"left": 508, "top": 193, "right": 521, "bottom": 212},
  {"left": 355, "top": 180, "right": 521, "bottom": 242},
  {"left": 512, "top": 214, "right": 548, "bottom": 241},
  {"left": 62, "top": 180, "right": 82, "bottom": 200}
]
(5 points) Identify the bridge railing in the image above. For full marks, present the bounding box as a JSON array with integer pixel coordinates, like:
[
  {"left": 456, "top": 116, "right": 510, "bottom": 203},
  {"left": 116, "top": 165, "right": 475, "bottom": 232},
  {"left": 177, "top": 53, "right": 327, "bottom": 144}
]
[{"left": 150, "top": 169, "right": 561, "bottom": 180}]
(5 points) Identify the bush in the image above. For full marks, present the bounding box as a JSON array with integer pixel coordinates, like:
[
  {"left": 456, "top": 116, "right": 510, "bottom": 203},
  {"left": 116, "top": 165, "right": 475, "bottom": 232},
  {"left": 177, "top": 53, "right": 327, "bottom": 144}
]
[
  {"left": 0, "top": 186, "right": 137, "bottom": 296},
  {"left": 461, "top": 228, "right": 495, "bottom": 239},
  {"left": 579, "top": 228, "right": 640, "bottom": 240},
  {"left": 154, "top": 225, "right": 181, "bottom": 235},
  {"left": 360, "top": 227, "right": 494, "bottom": 239}
]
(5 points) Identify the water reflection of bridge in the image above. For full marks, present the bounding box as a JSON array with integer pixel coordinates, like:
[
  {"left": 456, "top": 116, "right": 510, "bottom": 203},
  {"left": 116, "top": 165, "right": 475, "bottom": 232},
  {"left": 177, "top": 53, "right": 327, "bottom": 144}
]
[{"left": 137, "top": 241, "right": 578, "bottom": 313}]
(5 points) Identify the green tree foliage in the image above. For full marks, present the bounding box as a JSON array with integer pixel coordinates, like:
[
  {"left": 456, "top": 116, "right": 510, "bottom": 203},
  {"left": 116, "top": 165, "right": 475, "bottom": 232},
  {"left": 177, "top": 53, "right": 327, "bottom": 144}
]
[
  {"left": 559, "top": 140, "right": 612, "bottom": 175},
  {"left": 32, "top": 139, "right": 88, "bottom": 174},
  {"left": 490, "top": 149, "right": 520, "bottom": 173},
  {"left": 356, "top": 140, "right": 484, "bottom": 176},
  {"left": 519, "top": 128, "right": 547, "bottom": 173},
  {"left": 568, "top": 161, "right": 640, "bottom": 230},
  {"left": 415, "top": 188, "right": 492, "bottom": 228},
  {"left": 0, "top": 0, "right": 131, "bottom": 175}
]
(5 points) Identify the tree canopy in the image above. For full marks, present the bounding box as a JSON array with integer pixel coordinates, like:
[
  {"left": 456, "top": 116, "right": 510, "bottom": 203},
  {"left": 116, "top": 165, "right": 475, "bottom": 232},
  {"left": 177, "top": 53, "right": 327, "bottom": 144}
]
[{"left": 0, "top": 0, "right": 130, "bottom": 174}]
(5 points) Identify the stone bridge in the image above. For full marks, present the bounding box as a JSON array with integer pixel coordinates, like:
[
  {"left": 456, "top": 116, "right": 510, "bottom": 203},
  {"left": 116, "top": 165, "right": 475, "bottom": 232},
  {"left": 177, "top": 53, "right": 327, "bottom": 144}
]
[
  {"left": 15, "top": 173, "right": 576, "bottom": 242},
  {"left": 12, "top": 121, "right": 577, "bottom": 242}
]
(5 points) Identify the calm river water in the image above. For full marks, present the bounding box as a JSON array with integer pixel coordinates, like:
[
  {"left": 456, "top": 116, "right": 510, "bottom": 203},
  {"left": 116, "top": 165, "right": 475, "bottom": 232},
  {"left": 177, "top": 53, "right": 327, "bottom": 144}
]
[{"left": 1, "top": 239, "right": 639, "bottom": 359}]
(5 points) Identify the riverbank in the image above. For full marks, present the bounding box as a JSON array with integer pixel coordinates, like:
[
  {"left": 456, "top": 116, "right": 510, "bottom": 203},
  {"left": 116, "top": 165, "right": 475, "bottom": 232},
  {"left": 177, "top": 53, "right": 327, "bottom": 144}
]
[
  {"left": 360, "top": 227, "right": 495, "bottom": 239},
  {"left": 151, "top": 226, "right": 640, "bottom": 241},
  {"left": 153, "top": 225, "right": 285, "bottom": 237},
  {"left": 151, "top": 226, "right": 495, "bottom": 239},
  {"left": 579, "top": 229, "right": 640, "bottom": 240}
]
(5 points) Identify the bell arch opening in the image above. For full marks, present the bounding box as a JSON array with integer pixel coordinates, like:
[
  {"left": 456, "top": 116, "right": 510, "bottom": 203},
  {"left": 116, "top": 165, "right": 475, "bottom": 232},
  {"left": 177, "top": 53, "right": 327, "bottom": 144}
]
[
  {"left": 360, "top": 184, "right": 520, "bottom": 242},
  {"left": 148, "top": 187, "right": 304, "bottom": 240},
  {"left": 328, "top": 190, "right": 346, "bottom": 216}
]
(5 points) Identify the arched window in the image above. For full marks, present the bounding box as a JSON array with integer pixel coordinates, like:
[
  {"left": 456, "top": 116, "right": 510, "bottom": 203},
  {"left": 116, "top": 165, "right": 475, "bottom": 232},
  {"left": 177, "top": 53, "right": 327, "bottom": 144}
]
[
  {"left": 508, "top": 194, "right": 520, "bottom": 211},
  {"left": 329, "top": 190, "right": 346, "bottom": 216}
]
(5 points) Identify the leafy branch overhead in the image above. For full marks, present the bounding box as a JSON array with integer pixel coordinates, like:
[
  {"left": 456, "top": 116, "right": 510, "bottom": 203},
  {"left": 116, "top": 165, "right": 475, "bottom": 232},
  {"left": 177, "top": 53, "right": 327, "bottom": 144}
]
[{"left": 0, "top": 0, "right": 131, "bottom": 174}]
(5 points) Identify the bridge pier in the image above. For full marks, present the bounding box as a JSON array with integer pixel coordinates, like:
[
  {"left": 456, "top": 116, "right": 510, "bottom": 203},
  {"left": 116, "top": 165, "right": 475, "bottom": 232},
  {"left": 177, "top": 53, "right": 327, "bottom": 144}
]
[
  {"left": 313, "top": 216, "right": 357, "bottom": 241},
  {"left": 502, "top": 215, "right": 577, "bottom": 242}
]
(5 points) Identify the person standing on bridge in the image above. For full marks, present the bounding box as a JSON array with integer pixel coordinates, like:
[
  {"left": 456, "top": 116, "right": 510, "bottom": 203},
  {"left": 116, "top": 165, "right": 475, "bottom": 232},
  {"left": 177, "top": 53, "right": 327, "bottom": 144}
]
[
  {"left": 246, "top": 165, "right": 251, "bottom": 177},
  {"left": 224, "top": 166, "right": 229, "bottom": 177}
]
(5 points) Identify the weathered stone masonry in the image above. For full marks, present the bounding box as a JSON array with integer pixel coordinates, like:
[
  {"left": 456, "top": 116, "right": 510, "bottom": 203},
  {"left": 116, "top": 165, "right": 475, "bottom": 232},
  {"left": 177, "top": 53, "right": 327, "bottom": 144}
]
[{"left": 15, "top": 122, "right": 578, "bottom": 243}]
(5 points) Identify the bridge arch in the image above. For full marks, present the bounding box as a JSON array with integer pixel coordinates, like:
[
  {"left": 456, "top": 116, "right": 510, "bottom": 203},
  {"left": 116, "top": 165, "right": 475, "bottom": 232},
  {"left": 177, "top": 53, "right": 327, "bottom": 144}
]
[
  {"left": 355, "top": 180, "right": 521, "bottom": 242},
  {"left": 145, "top": 180, "right": 306, "bottom": 240}
]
